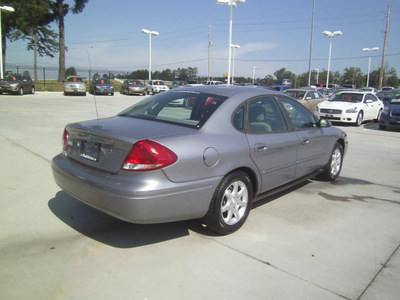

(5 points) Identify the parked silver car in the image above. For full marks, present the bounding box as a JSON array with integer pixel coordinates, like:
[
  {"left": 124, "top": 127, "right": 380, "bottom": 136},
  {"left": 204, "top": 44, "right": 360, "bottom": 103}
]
[
  {"left": 52, "top": 86, "right": 348, "bottom": 234},
  {"left": 120, "top": 79, "right": 147, "bottom": 95},
  {"left": 146, "top": 80, "right": 169, "bottom": 94},
  {"left": 64, "top": 76, "right": 86, "bottom": 96}
]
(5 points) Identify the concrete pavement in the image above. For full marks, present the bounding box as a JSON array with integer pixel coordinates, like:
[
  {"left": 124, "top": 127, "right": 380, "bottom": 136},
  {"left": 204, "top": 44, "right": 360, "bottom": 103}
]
[{"left": 1, "top": 92, "right": 399, "bottom": 299}]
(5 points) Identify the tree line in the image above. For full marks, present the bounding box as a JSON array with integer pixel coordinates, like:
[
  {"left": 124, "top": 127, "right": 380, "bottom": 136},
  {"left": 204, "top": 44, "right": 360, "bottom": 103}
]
[{"left": 1, "top": 0, "right": 88, "bottom": 83}]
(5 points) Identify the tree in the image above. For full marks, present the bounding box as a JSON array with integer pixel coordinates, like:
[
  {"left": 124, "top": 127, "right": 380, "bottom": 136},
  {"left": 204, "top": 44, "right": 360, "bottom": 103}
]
[
  {"left": 51, "top": 0, "right": 89, "bottom": 83},
  {"left": 274, "top": 68, "right": 294, "bottom": 80},
  {"left": 1, "top": 0, "right": 57, "bottom": 81},
  {"left": 342, "top": 67, "right": 363, "bottom": 88},
  {"left": 65, "top": 66, "right": 77, "bottom": 76}
]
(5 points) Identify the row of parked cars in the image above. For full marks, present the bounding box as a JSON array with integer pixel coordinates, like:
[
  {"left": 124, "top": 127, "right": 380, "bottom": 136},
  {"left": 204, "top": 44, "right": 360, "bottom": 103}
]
[{"left": 279, "top": 85, "right": 399, "bottom": 130}]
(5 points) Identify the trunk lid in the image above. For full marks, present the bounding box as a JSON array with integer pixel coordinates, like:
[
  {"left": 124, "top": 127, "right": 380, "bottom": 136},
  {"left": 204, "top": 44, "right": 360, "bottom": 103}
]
[{"left": 64, "top": 116, "right": 196, "bottom": 174}]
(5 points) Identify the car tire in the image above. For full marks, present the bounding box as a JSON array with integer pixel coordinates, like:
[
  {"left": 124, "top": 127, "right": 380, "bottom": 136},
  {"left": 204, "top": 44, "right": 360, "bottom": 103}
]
[
  {"left": 203, "top": 171, "right": 253, "bottom": 235},
  {"left": 316, "top": 142, "right": 343, "bottom": 181},
  {"left": 19, "top": 87, "right": 24, "bottom": 95},
  {"left": 374, "top": 109, "right": 382, "bottom": 122},
  {"left": 355, "top": 111, "right": 363, "bottom": 126},
  {"left": 31, "top": 86, "right": 35, "bottom": 94},
  {"left": 379, "top": 124, "right": 386, "bottom": 130}
]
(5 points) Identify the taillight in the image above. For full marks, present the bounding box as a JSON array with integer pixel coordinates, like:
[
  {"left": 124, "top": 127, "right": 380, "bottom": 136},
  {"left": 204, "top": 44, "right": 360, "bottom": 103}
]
[
  {"left": 63, "top": 128, "right": 68, "bottom": 151},
  {"left": 122, "top": 140, "right": 178, "bottom": 171}
]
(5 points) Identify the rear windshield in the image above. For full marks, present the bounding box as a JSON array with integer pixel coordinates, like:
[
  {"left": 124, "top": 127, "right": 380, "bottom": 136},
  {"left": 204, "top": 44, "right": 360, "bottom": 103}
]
[
  {"left": 93, "top": 78, "right": 110, "bottom": 84},
  {"left": 118, "top": 91, "right": 228, "bottom": 128},
  {"left": 331, "top": 92, "right": 363, "bottom": 103}
]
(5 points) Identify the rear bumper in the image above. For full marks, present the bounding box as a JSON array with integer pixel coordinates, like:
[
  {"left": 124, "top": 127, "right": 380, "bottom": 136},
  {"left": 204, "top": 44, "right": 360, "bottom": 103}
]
[{"left": 51, "top": 154, "right": 219, "bottom": 224}]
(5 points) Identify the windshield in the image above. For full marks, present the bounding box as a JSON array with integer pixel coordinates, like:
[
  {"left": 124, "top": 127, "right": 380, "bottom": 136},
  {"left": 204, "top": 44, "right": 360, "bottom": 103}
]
[
  {"left": 66, "top": 77, "right": 83, "bottom": 83},
  {"left": 331, "top": 92, "right": 363, "bottom": 103},
  {"left": 151, "top": 80, "right": 166, "bottom": 85},
  {"left": 93, "top": 78, "right": 111, "bottom": 84},
  {"left": 127, "top": 80, "right": 144, "bottom": 86},
  {"left": 3, "top": 75, "right": 22, "bottom": 82},
  {"left": 389, "top": 95, "right": 400, "bottom": 104},
  {"left": 284, "top": 90, "right": 306, "bottom": 99},
  {"left": 118, "top": 91, "right": 228, "bottom": 128}
]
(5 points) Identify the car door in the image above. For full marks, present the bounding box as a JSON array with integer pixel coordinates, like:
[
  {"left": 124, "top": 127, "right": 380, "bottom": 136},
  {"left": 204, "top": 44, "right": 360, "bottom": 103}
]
[
  {"left": 244, "top": 96, "right": 297, "bottom": 192},
  {"left": 277, "top": 96, "right": 329, "bottom": 178},
  {"left": 364, "top": 93, "right": 382, "bottom": 120}
]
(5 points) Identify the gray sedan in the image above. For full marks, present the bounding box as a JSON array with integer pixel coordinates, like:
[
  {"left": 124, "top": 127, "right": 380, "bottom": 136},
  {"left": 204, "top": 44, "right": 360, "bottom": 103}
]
[{"left": 52, "top": 86, "right": 348, "bottom": 234}]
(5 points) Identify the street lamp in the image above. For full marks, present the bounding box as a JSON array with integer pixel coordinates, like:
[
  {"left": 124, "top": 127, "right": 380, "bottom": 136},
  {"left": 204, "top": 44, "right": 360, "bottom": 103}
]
[
  {"left": 217, "top": 0, "right": 245, "bottom": 86},
  {"left": 322, "top": 30, "right": 342, "bottom": 87},
  {"left": 314, "top": 68, "right": 319, "bottom": 84},
  {"left": 252, "top": 66, "right": 258, "bottom": 84},
  {"left": 231, "top": 44, "right": 240, "bottom": 84},
  {"left": 0, "top": 5, "right": 15, "bottom": 79},
  {"left": 362, "top": 47, "right": 379, "bottom": 87},
  {"left": 141, "top": 29, "right": 159, "bottom": 82}
]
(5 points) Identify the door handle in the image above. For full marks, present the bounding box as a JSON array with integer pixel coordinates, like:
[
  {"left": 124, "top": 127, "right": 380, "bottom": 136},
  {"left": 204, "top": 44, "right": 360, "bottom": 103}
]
[
  {"left": 254, "top": 143, "right": 268, "bottom": 152},
  {"left": 301, "top": 138, "right": 309, "bottom": 145}
]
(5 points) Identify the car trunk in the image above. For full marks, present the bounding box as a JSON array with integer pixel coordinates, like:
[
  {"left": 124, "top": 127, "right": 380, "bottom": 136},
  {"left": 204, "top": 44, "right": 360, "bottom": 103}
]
[{"left": 64, "top": 116, "right": 196, "bottom": 174}]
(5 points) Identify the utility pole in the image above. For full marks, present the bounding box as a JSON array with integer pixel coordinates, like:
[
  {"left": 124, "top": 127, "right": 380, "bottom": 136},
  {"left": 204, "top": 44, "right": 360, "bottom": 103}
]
[
  {"left": 379, "top": 4, "right": 390, "bottom": 90},
  {"left": 208, "top": 21, "right": 212, "bottom": 81}
]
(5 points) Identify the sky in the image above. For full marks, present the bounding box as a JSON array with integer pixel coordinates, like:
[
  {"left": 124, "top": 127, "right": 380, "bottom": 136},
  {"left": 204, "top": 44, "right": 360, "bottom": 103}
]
[{"left": 5, "top": 0, "right": 400, "bottom": 80}]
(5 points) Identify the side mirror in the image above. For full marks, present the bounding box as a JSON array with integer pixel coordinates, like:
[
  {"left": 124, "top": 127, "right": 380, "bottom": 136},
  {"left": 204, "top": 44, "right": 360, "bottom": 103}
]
[
  {"left": 366, "top": 99, "right": 373, "bottom": 103},
  {"left": 305, "top": 96, "right": 312, "bottom": 100},
  {"left": 318, "top": 118, "right": 331, "bottom": 128}
]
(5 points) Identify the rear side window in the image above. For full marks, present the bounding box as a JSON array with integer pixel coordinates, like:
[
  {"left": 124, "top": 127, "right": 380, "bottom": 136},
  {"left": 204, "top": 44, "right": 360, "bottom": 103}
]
[{"left": 119, "top": 91, "right": 227, "bottom": 128}]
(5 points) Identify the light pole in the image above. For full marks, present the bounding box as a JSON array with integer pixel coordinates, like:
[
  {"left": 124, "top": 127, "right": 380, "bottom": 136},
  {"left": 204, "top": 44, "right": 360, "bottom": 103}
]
[
  {"left": 231, "top": 44, "right": 240, "bottom": 84},
  {"left": 314, "top": 68, "right": 319, "bottom": 84},
  {"left": 322, "top": 30, "right": 342, "bottom": 87},
  {"left": 217, "top": 0, "right": 245, "bottom": 86},
  {"left": 252, "top": 66, "right": 258, "bottom": 84},
  {"left": 362, "top": 47, "right": 379, "bottom": 87},
  {"left": 0, "top": 5, "right": 15, "bottom": 79},
  {"left": 141, "top": 29, "right": 159, "bottom": 82}
]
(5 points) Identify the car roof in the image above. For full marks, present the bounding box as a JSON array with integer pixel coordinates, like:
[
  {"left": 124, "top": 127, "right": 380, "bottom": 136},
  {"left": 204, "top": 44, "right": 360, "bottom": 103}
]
[{"left": 173, "top": 85, "right": 281, "bottom": 98}]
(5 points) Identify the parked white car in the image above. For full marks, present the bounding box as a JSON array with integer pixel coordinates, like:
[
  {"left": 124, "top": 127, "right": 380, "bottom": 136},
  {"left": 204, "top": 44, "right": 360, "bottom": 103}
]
[
  {"left": 146, "top": 80, "right": 169, "bottom": 94},
  {"left": 315, "top": 91, "right": 383, "bottom": 126}
]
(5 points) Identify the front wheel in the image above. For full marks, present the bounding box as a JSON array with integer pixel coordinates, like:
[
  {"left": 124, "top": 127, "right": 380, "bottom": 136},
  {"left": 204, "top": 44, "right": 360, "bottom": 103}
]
[
  {"left": 317, "top": 142, "right": 343, "bottom": 181},
  {"left": 19, "top": 87, "right": 24, "bottom": 95},
  {"left": 355, "top": 111, "right": 363, "bottom": 126},
  {"left": 374, "top": 109, "right": 382, "bottom": 122},
  {"left": 31, "top": 86, "right": 35, "bottom": 94},
  {"left": 203, "top": 171, "right": 253, "bottom": 235}
]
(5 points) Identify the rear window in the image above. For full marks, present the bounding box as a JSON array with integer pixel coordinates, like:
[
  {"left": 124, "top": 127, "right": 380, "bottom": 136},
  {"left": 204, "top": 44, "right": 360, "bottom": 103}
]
[{"left": 118, "top": 91, "right": 227, "bottom": 128}]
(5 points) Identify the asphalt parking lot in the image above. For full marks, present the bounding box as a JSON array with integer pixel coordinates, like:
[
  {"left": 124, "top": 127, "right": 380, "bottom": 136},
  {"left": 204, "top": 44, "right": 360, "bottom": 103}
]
[{"left": 1, "top": 91, "right": 399, "bottom": 300}]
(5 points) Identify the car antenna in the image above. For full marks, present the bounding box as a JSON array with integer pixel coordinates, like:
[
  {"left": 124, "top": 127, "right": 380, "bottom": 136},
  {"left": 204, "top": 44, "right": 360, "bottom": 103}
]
[{"left": 85, "top": 48, "right": 99, "bottom": 120}]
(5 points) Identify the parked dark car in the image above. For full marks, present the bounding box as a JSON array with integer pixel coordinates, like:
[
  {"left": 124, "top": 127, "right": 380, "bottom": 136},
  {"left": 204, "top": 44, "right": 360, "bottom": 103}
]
[
  {"left": 376, "top": 90, "right": 400, "bottom": 105},
  {"left": 379, "top": 94, "right": 400, "bottom": 130},
  {"left": 52, "top": 86, "right": 347, "bottom": 235},
  {"left": 120, "top": 80, "right": 146, "bottom": 95},
  {"left": 89, "top": 77, "right": 114, "bottom": 95},
  {"left": 0, "top": 75, "right": 35, "bottom": 95},
  {"left": 171, "top": 81, "right": 188, "bottom": 89}
]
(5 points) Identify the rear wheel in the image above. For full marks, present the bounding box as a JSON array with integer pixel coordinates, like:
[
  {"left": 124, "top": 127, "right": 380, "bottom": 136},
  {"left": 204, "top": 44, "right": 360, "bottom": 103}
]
[
  {"left": 203, "top": 171, "right": 253, "bottom": 235},
  {"left": 31, "top": 86, "right": 35, "bottom": 94},
  {"left": 317, "top": 142, "right": 343, "bottom": 181}
]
